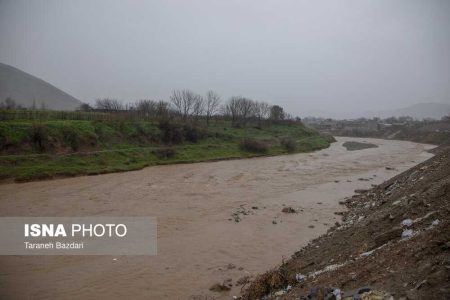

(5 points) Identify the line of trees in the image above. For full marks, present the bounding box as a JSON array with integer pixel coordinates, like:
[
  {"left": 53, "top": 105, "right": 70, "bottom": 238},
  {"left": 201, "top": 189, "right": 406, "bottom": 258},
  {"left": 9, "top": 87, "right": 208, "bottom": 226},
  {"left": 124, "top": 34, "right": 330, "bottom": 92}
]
[
  {"left": 83, "top": 90, "right": 298, "bottom": 127},
  {"left": 0, "top": 91, "right": 299, "bottom": 126}
]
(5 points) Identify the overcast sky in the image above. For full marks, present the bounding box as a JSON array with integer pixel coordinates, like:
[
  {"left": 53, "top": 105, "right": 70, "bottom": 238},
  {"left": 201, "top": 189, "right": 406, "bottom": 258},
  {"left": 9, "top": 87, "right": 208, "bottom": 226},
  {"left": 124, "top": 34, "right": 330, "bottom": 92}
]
[{"left": 0, "top": 0, "right": 449, "bottom": 117}]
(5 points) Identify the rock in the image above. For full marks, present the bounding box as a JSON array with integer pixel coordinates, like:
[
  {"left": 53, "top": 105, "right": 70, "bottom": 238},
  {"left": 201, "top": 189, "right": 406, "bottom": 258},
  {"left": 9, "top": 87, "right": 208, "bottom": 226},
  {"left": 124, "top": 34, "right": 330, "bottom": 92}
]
[
  {"left": 251, "top": 206, "right": 258, "bottom": 210},
  {"left": 227, "top": 263, "right": 236, "bottom": 270},
  {"left": 385, "top": 166, "right": 395, "bottom": 170},
  {"left": 282, "top": 207, "right": 296, "bottom": 213},
  {"left": 272, "top": 220, "right": 277, "bottom": 224},
  {"left": 405, "top": 289, "right": 419, "bottom": 300},
  {"left": 308, "top": 225, "right": 315, "bottom": 228},
  {"left": 374, "top": 228, "right": 403, "bottom": 247},
  {"left": 361, "top": 290, "right": 394, "bottom": 300},
  {"left": 414, "top": 279, "right": 429, "bottom": 290},
  {"left": 236, "top": 275, "right": 250, "bottom": 286},
  {"left": 209, "top": 282, "right": 232, "bottom": 292},
  {"left": 355, "top": 189, "right": 369, "bottom": 193}
]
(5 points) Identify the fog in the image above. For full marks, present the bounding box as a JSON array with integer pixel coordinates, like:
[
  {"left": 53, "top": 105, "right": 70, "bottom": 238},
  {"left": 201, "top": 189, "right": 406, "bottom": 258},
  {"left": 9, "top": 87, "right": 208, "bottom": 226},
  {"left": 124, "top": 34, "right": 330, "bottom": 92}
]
[{"left": 0, "top": 0, "right": 449, "bottom": 117}]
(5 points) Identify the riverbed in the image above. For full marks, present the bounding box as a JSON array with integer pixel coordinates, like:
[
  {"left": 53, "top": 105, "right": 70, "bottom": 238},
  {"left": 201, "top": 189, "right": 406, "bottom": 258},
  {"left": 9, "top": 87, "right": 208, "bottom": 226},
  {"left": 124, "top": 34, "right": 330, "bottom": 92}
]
[{"left": 0, "top": 137, "right": 434, "bottom": 299}]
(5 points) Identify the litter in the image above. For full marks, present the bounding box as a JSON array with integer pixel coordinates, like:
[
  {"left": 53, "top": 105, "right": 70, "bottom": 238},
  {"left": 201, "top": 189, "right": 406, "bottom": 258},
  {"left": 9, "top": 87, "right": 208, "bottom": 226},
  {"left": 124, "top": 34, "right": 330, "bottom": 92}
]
[
  {"left": 401, "top": 219, "right": 413, "bottom": 227},
  {"left": 295, "top": 273, "right": 306, "bottom": 283},
  {"left": 401, "top": 229, "right": 413, "bottom": 239}
]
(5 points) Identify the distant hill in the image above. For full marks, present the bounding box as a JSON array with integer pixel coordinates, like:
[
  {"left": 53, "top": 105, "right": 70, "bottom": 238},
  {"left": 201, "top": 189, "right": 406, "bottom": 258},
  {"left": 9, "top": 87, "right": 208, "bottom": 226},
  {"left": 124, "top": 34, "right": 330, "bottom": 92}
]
[
  {"left": 364, "top": 103, "right": 450, "bottom": 120},
  {"left": 0, "top": 63, "right": 82, "bottom": 110}
]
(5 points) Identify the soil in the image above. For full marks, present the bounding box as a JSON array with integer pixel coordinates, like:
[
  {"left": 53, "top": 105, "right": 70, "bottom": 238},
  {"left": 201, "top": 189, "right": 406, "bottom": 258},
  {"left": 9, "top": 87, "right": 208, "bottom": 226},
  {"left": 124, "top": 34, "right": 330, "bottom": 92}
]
[{"left": 242, "top": 146, "right": 450, "bottom": 300}]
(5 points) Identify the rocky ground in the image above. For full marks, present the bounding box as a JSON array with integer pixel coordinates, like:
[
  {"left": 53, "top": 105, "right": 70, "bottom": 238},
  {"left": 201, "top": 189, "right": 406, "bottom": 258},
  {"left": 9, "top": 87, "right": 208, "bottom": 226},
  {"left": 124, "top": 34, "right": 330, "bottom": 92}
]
[{"left": 241, "top": 146, "right": 449, "bottom": 300}]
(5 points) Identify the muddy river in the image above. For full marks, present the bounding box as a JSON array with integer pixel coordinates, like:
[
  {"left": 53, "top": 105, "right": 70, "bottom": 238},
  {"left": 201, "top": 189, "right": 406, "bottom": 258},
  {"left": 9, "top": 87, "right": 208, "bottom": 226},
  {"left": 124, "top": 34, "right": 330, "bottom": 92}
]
[{"left": 0, "top": 137, "right": 434, "bottom": 299}]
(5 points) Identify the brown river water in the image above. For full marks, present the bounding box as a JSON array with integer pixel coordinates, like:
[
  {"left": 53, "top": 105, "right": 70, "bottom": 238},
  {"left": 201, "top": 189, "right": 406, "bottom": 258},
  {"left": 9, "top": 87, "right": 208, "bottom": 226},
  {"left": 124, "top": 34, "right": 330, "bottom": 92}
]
[{"left": 0, "top": 137, "right": 434, "bottom": 299}]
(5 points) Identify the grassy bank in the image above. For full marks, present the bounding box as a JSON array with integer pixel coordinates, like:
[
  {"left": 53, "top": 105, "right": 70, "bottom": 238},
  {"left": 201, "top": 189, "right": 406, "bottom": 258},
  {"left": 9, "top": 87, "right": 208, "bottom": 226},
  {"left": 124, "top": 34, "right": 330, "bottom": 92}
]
[{"left": 0, "top": 120, "right": 335, "bottom": 182}]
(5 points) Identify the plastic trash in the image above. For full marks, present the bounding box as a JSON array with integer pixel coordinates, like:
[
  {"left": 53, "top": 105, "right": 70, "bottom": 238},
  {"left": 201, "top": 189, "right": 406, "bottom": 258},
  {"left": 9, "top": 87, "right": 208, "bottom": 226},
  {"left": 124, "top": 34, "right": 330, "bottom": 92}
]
[
  {"left": 401, "top": 229, "right": 413, "bottom": 239},
  {"left": 401, "top": 219, "right": 413, "bottom": 227},
  {"left": 295, "top": 273, "right": 306, "bottom": 283},
  {"left": 333, "top": 288, "right": 342, "bottom": 300}
]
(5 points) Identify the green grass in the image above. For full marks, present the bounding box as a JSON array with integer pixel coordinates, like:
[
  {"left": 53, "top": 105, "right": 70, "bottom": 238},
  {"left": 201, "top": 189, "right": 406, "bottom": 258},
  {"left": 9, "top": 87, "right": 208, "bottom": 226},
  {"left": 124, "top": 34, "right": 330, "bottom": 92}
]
[{"left": 0, "top": 120, "right": 335, "bottom": 182}]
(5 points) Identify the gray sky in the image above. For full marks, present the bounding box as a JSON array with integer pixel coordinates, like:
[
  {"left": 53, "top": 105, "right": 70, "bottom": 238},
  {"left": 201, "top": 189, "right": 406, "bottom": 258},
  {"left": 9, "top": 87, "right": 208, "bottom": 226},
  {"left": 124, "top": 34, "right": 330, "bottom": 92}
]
[{"left": 1, "top": 0, "right": 449, "bottom": 117}]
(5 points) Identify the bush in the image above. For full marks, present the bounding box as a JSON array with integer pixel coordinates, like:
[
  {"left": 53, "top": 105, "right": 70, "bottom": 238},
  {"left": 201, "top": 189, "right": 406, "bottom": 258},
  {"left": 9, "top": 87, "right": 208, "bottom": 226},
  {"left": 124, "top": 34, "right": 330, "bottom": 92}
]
[
  {"left": 0, "top": 133, "right": 7, "bottom": 151},
  {"left": 62, "top": 127, "right": 80, "bottom": 151},
  {"left": 280, "top": 138, "right": 297, "bottom": 152},
  {"left": 159, "top": 121, "right": 184, "bottom": 144},
  {"left": 240, "top": 138, "right": 269, "bottom": 153},
  {"left": 152, "top": 147, "right": 176, "bottom": 159},
  {"left": 29, "top": 124, "right": 49, "bottom": 152},
  {"left": 183, "top": 125, "right": 207, "bottom": 143}
]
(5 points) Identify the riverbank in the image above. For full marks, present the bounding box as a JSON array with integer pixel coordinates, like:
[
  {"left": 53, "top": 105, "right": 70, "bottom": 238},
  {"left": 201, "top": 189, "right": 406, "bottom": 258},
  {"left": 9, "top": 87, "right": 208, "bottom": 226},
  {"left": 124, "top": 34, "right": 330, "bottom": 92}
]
[
  {"left": 0, "top": 137, "right": 433, "bottom": 299},
  {"left": 0, "top": 120, "right": 334, "bottom": 182},
  {"left": 242, "top": 145, "right": 449, "bottom": 300}
]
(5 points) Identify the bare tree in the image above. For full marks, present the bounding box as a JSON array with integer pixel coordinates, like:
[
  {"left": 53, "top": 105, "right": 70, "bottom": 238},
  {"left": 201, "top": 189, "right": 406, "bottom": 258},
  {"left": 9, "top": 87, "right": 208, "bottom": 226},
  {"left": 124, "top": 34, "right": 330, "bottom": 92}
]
[
  {"left": 170, "top": 89, "right": 202, "bottom": 121},
  {"left": 135, "top": 99, "right": 157, "bottom": 119},
  {"left": 238, "top": 97, "right": 255, "bottom": 126},
  {"left": 270, "top": 105, "right": 285, "bottom": 121},
  {"left": 224, "top": 97, "right": 240, "bottom": 125},
  {"left": 254, "top": 101, "right": 270, "bottom": 127},
  {"left": 225, "top": 96, "right": 255, "bottom": 126},
  {"left": 192, "top": 95, "right": 205, "bottom": 121},
  {"left": 95, "top": 98, "right": 124, "bottom": 111},
  {"left": 205, "top": 90, "right": 221, "bottom": 125},
  {"left": 156, "top": 100, "right": 171, "bottom": 121}
]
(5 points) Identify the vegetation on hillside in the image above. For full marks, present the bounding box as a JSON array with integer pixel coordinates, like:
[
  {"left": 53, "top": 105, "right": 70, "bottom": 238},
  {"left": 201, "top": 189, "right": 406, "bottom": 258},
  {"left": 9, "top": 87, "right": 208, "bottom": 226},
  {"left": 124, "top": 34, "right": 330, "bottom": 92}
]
[{"left": 0, "top": 90, "right": 335, "bottom": 182}]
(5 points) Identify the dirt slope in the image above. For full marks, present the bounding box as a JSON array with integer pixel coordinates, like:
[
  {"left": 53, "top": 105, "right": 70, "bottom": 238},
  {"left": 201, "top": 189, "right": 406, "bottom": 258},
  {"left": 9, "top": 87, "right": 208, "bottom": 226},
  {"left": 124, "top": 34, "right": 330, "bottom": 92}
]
[{"left": 242, "top": 147, "right": 450, "bottom": 300}]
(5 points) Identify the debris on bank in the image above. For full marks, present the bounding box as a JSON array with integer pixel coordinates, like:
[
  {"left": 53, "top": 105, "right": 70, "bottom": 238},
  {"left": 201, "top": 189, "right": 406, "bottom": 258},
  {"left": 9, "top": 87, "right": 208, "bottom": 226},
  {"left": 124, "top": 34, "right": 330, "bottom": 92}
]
[{"left": 241, "top": 146, "right": 450, "bottom": 300}]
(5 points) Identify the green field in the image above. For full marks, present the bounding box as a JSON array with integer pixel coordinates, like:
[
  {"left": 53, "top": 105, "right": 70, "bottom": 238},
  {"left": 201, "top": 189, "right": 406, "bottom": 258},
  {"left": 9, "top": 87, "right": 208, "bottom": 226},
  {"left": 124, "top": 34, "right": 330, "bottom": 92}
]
[{"left": 0, "top": 119, "right": 335, "bottom": 182}]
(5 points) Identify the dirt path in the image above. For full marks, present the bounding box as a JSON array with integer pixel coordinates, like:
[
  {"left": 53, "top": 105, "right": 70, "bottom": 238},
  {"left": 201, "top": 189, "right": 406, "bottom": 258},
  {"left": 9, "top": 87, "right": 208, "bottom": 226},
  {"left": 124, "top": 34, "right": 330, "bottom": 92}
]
[{"left": 0, "top": 137, "right": 434, "bottom": 299}]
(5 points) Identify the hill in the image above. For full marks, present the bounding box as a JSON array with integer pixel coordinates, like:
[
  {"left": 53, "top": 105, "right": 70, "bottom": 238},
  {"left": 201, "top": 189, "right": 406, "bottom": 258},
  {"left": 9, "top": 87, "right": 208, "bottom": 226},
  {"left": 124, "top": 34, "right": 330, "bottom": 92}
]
[{"left": 0, "top": 63, "right": 82, "bottom": 110}]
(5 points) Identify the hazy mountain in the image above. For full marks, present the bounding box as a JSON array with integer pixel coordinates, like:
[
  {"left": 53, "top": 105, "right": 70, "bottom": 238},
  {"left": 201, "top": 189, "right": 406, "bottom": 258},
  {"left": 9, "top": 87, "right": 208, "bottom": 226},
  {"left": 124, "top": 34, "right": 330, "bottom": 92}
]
[
  {"left": 363, "top": 103, "right": 450, "bottom": 120},
  {"left": 0, "top": 63, "right": 82, "bottom": 110}
]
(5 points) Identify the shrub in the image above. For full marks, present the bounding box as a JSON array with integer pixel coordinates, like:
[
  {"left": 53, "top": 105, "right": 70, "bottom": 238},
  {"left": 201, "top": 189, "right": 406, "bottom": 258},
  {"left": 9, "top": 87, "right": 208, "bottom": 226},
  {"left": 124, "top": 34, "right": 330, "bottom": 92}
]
[
  {"left": 159, "top": 121, "right": 184, "bottom": 144},
  {"left": 183, "top": 125, "right": 207, "bottom": 143},
  {"left": 29, "top": 124, "right": 49, "bottom": 152},
  {"left": 62, "top": 127, "right": 80, "bottom": 151},
  {"left": 280, "top": 138, "right": 297, "bottom": 152},
  {"left": 0, "top": 133, "right": 7, "bottom": 151},
  {"left": 240, "top": 138, "right": 269, "bottom": 153},
  {"left": 152, "top": 147, "right": 176, "bottom": 159}
]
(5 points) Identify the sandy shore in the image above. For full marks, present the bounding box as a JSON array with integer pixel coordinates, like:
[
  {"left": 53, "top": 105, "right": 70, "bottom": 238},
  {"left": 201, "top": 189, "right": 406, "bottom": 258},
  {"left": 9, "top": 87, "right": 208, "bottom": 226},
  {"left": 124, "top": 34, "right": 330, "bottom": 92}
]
[{"left": 0, "top": 137, "right": 434, "bottom": 299}]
